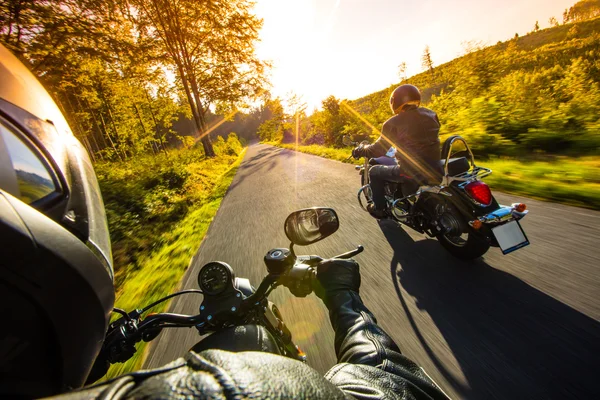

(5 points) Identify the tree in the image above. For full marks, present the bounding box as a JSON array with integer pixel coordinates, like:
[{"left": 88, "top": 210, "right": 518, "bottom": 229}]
[
  {"left": 564, "top": 0, "right": 600, "bottom": 23},
  {"left": 549, "top": 16, "right": 559, "bottom": 27},
  {"left": 421, "top": 46, "right": 434, "bottom": 79},
  {"left": 568, "top": 24, "right": 581, "bottom": 39},
  {"left": 311, "top": 96, "right": 348, "bottom": 146},
  {"left": 534, "top": 21, "right": 540, "bottom": 32},
  {"left": 256, "top": 98, "right": 285, "bottom": 143},
  {"left": 397, "top": 62, "right": 407, "bottom": 81},
  {"left": 134, "top": 0, "right": 268, "bottom": 157}
]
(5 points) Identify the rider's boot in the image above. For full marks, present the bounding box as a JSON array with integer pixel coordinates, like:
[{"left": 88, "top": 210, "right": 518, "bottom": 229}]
[{"left": 367, "top": 203, "right": 388, "bottom": 219}]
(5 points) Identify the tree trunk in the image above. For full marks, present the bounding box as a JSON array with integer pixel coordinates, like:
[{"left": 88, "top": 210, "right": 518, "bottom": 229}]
[
  {"left": 143, "top": 89, "right": 169, "bottom": 156},
  {"left": 98, "top": 111, "right": 123, "bottom": 162}
]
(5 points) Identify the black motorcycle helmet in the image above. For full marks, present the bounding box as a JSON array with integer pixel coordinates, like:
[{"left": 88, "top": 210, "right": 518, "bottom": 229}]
[
  {"left": 0, "top": 44, "right": 114, "bottom": 397},
  {"left": 389, "top": 84, "right": 421, "bottom": 114}
]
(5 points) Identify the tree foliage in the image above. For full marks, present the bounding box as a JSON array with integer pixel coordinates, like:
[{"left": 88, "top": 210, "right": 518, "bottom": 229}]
[
  {"left": 0, "top": 0, "right": 268, "bottom": 160},
  {"left": 132, "top": 0, "right": 268, "bottom": 157},
  {"left": 564, "top": 0, "right": 600, "bottom": 23}
]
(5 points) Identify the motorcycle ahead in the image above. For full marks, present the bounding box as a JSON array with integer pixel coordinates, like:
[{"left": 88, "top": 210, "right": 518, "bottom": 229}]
[
  {"left": 89, "top": 207, "right": 364, "bottom": 382},
  {"left": 344, "top": 135, "right": 530, "bottom": 260}
]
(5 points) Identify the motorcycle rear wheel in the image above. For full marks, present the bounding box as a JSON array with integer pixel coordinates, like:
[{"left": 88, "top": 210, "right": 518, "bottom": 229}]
[{"left": 434, "top": 202, "right": 490, "bottom": 260}]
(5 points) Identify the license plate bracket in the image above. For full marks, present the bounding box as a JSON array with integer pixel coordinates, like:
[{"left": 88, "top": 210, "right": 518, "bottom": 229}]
[{"left": 492, "top": 220, "right": 530, "bottom": 255}]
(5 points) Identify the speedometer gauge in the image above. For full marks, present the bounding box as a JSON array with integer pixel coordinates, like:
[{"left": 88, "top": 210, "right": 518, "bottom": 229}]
[{"left": 198, "top": 262, "right": 233, "bottom": 295}]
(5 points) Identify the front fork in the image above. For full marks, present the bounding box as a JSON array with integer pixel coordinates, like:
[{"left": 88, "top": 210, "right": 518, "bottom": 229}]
[{"left": 357, "top": 158, "right": 373, "bottom": 211}]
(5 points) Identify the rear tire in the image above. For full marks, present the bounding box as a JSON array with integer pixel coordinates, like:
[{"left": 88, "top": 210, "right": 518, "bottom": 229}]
[
  {"left": 427, "top": 195, "right": 490, "bottom": 260},
  {"left": 437, "top": 231, "right": 490, "bottom": 260}
]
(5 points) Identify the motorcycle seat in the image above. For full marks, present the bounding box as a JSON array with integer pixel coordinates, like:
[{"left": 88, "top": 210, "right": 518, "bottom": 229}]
[{"left": 440, "top": 157, "right": 470, "bottom": 176}]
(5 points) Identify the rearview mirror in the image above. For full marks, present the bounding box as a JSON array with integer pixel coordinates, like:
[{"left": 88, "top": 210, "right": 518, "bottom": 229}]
[
  {"left": 342, "top": 135, "right": 353, "bottom": 146},
  {"left": 284, "top": 208, "right": 339, "bottom": 246}
]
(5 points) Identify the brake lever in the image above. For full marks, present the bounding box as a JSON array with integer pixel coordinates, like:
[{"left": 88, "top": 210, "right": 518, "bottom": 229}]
[{"left": 333, "top": 245, "right": 364, "bottom": 260}]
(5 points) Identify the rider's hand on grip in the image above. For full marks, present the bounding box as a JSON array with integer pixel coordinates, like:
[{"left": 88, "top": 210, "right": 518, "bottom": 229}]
[{"left": 313, "top": 259, "right": 361, "bottom": 308}]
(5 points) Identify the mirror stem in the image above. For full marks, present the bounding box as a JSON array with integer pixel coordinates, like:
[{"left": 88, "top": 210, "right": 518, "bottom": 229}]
[{"left": 289, "top": 243, "right": 296, "bottom": 259}]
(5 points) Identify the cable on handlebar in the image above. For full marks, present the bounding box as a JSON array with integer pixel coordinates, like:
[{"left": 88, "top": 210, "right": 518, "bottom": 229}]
[
  {"left": 140, "top": 289, "right": 204, "bottom": 313},
  {"left": 112, "top": 308, "right": 131, "bottom": 321}
]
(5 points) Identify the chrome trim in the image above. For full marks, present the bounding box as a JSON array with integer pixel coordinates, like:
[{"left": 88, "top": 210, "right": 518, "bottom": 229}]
[
  {"left": 440, "top": 136, "right": 492, "bottom": 184},
  {"left": 357, "top": 185, "right": 372, "bottom": 212},
  {"left": 391, "top": 198, "right": 410, "bottom": 220},
  {"left": 478, "top": 204, "right": 529, "bottom": 225},
  {"left": 443, "top": 136, "right": 476, "bottom": 177},
  {"left": 441, "top": 166, "right": 493, "bottom": 186}
]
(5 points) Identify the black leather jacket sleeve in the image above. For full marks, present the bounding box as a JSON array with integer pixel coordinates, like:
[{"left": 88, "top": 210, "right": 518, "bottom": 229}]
[
  {"left": 361, "top": 120, "right": 394, "bottom": 159},
  {"left": 323, "top": 290, "right": 449, "bottom": 399}
]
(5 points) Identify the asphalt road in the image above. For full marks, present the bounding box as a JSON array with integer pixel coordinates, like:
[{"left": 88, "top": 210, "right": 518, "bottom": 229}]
[{"left": 145, "top": 143, "right": 600, "bottom": 399}]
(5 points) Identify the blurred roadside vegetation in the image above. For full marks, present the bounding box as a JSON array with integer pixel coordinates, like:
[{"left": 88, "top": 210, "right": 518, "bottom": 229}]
[{"left": 95, "top": 133, "right": 245, "bottom": 377}]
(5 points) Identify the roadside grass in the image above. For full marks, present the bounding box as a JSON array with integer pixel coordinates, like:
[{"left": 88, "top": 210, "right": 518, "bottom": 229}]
[
  {"left": 481, "top": 157, "right": 600, "bottom": 210},
  {"left": 95, "top": 138, "right": 246, "bottom": 379},
  {"left": 277, "top": 143, "right": 355, "bottom": 163},
  {"left": 273, "top": 143, "right": 600, "bottom": 210}
]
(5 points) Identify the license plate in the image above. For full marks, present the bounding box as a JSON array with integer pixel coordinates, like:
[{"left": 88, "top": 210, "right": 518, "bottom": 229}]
[{"left": 492, "top": 220, "right": 530, "bottom": 255}]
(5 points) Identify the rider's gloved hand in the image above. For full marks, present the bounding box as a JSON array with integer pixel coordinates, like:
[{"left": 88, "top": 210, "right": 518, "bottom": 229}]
[
  {"left": 351, "top": 146, "right": 363, "bottom": 159},
  {"left": 314, "top": 259, "right": 361, "bottom": 308}
]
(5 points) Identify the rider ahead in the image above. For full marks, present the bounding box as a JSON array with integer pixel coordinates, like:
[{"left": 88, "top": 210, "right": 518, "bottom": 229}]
[
  {"left": 352, "top": 85, "right": 443, "bottom": 218},
  {"left": 0, "top": 45, "right": 449, "bottom": 399}
]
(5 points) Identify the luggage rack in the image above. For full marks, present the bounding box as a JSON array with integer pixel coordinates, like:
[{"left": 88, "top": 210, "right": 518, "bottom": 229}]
[{"left": 441, "top": 136, "right": 492, "bottom": 185}]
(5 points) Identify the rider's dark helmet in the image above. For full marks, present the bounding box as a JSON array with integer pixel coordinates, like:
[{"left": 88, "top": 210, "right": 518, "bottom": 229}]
[
  {"left": 389, "top": 84, "right": 421, "bottom": 114},
  {"left": 0, "top": 44, "right": 114, "bottom": 397}
]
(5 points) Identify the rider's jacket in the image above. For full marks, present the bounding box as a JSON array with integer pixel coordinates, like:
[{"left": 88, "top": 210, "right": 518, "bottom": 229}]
[
  {"left": 52, "top": 292, "right": 449, "bottom": 399},
  {"left": 362, "top": 106, "right": 442, "bottom": 183}
]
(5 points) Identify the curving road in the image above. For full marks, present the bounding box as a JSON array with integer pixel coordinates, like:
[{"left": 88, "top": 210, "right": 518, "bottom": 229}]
[{"left": 145, "top": 143, "right": 600, "bottom": 399}]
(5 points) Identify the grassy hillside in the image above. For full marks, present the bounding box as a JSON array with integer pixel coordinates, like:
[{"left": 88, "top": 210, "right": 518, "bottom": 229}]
[
  {"left": 340, "top": 17, "right": 600, "bottom": 157},
  {"left": 351, "top": 16, "right": 600, "bottom": 115}
]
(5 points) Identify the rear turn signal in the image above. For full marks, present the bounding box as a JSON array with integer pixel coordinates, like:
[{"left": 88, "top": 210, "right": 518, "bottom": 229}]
[
  {"left": 515, "top": 203, "right": 527, "bottom": 212},
  {"left": 470, "top": 220, "right": 483, "bottom": 230},
  {"left": 464, "top": 181, "right": 492, "bottom": 206}
]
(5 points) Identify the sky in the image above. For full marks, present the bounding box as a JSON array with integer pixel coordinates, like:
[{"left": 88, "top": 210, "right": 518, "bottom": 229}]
[{"left": 253, "top": 0, "right": 577, "bottom": 111}]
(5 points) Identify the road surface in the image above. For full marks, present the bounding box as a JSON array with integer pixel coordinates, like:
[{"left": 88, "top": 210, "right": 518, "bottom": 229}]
[{"left": 145, "top": 143, "right": 600, "bottom": 399}]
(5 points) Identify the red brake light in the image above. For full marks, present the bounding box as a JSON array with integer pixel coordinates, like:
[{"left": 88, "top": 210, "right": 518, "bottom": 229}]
[{"left": 464, "top": 181, "right": 492, "bottom": 206}]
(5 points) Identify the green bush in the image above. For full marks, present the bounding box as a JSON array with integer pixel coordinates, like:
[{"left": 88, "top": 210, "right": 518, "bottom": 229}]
[{"left": 95, "top": 145, "right": 243, "bottom": 291}]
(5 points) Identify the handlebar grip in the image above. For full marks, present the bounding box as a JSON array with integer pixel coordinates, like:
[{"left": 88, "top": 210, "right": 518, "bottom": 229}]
[{"left": 333, "top": 245, "right": 364, "bottom": 260}]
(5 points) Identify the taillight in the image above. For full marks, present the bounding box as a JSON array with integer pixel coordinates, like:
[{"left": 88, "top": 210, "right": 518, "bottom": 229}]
[{"left": 464, "top": 181, "right": 492, "bottom": 206}]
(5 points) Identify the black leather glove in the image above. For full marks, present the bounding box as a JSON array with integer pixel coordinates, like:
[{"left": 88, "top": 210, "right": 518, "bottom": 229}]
[
  {"left": 352, "top": 146, "right": 363, "bottom": 159},
  {"left": 314, "top": 259, "right": 360, "bottom": 308}
]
